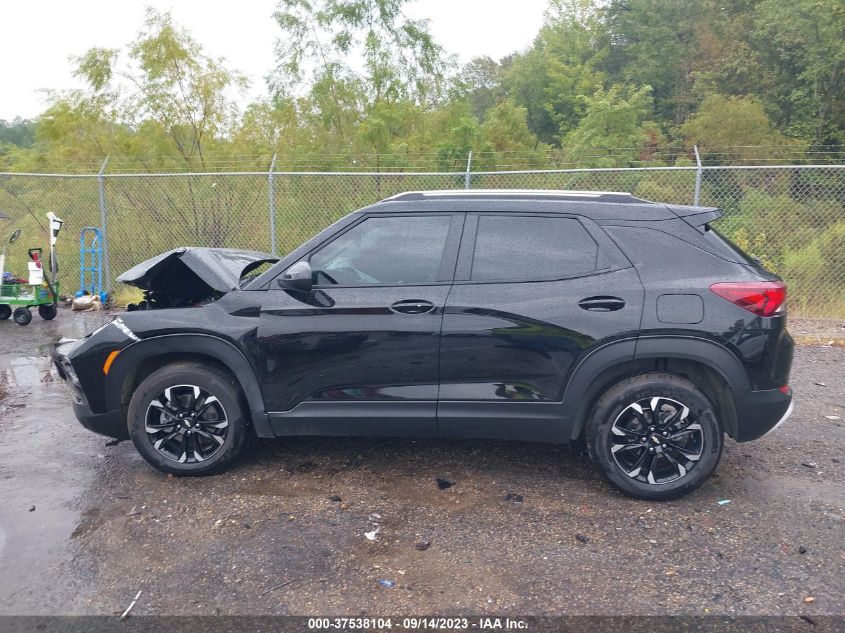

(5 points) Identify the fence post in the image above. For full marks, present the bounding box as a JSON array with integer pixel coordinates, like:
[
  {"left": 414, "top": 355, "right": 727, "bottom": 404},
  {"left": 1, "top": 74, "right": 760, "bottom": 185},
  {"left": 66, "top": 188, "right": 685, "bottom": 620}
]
[
  {"left": 268, "top": 154, "right": 277, "bottom": 256},
  {"left": 693, "top": 145, "right": 702, "bottom": 207},
  {"left": 465, "top": 151, "right": 473, "bottom": 189},
  {"left": 98, "top": 157, "right": 110, "bottom": 295}
]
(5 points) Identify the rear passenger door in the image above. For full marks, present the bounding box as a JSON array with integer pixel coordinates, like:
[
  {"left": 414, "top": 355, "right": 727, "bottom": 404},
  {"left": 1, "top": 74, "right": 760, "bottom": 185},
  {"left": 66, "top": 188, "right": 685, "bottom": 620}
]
[{"left": 437, "top": 213, "right": 643, "bottom": 441}]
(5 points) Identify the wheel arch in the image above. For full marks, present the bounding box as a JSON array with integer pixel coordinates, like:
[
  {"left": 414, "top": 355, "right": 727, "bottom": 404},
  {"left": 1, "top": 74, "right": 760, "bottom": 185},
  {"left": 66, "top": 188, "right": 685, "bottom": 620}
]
[
  {"left": 105, "top": 334, "right": 273, "bottom": 437},
  {"left": 566, "top": 336, "right": 746, "bottom": 442}
]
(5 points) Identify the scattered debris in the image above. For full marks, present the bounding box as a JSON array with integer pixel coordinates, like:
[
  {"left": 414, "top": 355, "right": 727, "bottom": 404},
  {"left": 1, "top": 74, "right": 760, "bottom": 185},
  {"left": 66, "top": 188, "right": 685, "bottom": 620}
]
[
  {"left": 127, "top": 506, "right": 141, "bottom": 516},
  {"left": 365, "top": 526, "right": 381, "bottom": 541},
  {"left": 575, "top": 533, "right": 590, "bottom": 544},
  {"left": 120, "top": 590, "right": 142, "bottom": 619},
  {"left": 798, "top": 546, "right": 807, "bottom": 554},
  {"left": 824, "top": 415, "right": 840, "bottom": 420},
  {"left": 814, "top": 382, "right": 827, "bottom": 387},
  {"left": 717, "top": 499, "right": 732, "bottom": 506},
  {"left": 329, "top": 495, "right": 342, "bottom": 502},
  {"left": 799, "top": 615, "right": 817, "bottom": 626},
  {"left": 436, "top": 478, "right": 455, "bottom": 490},
  {"left": 378, "top": 579, "right": 395, "bottom": 588},
  {"left": 504, "top": 493, "right": 524, "bottom": 503},
  {"left": 368, "top": 512, "right": 382, "bottom": 523},
  {"left": 415, "top": 541, "right": 431, "bottom": 551},
  {"left": 801, "top": 462, "right": 818, "bottom": 469},
  {"left": 259, "top": 578, "right": 296, "bottom": 596},
  {"left": 104, "top": 439, "right": 123, "bottom": 446},
  {"left": 28, "top": 505, "right": 35, "bottom": 512},
  {"left": 803, "top": 596, "right": 815, "bottom": 604}
]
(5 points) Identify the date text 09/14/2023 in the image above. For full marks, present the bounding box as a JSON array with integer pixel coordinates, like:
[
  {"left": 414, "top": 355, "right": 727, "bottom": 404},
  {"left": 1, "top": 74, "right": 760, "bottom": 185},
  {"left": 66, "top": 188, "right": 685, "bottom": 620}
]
[{"left": 306, "top": 617, "right": 529, "bottom": 630}]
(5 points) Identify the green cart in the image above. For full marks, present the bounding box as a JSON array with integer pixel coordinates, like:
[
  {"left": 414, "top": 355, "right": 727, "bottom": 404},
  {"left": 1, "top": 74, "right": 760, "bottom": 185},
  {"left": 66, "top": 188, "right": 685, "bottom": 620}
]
[
  {"left": 0, "top": 213, "right": 64, "bottom": 326},
  {"left": 0, "top": 280, "right": 59, "bottom": 325}
]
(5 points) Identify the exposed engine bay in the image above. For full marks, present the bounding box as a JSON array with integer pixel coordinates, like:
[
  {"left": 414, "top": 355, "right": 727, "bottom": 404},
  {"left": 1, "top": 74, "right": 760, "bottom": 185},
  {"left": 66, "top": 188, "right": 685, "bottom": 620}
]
[{"left": 117, "top": 247, "right": 278, "bottom": 310}]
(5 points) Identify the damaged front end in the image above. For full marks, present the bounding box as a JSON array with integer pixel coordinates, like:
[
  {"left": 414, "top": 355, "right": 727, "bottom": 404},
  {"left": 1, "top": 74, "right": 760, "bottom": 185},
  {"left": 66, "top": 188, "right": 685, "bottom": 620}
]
[{"left": 117, "top": 247, "right": 278, "bottom": 310}]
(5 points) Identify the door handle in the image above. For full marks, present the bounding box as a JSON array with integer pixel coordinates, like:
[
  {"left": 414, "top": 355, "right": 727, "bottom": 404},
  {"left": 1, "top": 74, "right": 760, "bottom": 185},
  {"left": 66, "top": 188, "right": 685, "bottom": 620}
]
[
  {"left": 578, "top": 296, "right": 626, "bottom": 312},
  {"left": 390, "top": 299, "right": 435, "bottom": 314}
]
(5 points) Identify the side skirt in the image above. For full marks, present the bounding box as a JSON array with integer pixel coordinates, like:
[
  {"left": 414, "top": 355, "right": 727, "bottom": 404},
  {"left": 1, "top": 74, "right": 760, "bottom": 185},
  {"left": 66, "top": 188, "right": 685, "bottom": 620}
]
[{"left": 268, "top": 401, "right": 438, "bottom": 437}]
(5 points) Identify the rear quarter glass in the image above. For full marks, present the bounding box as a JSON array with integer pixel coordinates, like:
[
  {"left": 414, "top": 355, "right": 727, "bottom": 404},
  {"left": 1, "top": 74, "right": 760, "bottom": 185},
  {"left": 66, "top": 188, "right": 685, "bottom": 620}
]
[{"left": 701, "top": 225, "right": 766, "bottom": 269}]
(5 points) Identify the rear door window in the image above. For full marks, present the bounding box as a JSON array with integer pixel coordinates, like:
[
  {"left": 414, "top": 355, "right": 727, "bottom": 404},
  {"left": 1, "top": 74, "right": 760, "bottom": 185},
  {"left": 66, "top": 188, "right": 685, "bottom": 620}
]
[{"left": 470, "top": 215, "right": 598, "bottom": 282}]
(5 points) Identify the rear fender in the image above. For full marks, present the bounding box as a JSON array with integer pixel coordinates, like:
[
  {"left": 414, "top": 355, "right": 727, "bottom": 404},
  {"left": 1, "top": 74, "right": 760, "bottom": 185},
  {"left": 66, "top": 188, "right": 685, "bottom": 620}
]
[{"left": 565, "top": 335, "right": 748, "bottom": 441}]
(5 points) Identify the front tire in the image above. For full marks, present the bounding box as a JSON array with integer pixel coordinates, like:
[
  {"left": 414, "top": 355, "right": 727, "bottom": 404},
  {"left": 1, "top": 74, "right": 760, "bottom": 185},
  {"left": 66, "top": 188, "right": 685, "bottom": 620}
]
[
  {"left": 127, "top": 362, "right": 250, "bottom": 476},
  {"left": 13, "top": 307, "right": 32, "bottom": 326},
  {"left": 586, "top": 373, "right": 723, "bottom": 501},
  {"left": 0, "top": 305, "right": 10, "bottom": 320}
]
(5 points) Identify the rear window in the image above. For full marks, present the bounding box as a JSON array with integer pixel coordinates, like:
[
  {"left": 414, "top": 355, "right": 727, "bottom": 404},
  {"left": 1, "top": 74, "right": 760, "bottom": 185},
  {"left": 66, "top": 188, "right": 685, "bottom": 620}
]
[
  {"left": 702, "top": 225, "right": 762, "bottom": 267},
  {"left": 470, "top": 215, "right": 598, "bottom": 281}
]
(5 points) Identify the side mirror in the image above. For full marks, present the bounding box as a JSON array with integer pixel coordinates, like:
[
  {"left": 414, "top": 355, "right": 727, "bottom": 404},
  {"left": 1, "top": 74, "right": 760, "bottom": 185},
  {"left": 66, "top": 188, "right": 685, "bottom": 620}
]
[
  {"left": 277, "top": 261, "right": 313, "bottom": 292},
  {"left": 9, "top": 229, "right": 21, "bottom": 244}
]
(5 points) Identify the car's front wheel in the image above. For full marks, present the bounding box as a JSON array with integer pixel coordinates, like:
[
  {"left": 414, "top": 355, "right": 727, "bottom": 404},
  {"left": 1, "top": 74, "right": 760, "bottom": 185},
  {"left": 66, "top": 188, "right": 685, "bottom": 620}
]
[
  {"left": 127, "top": 362, "right": 250, "bottom": 476},
  {"left": 586, "top": 373, "right": 723, "bottom": 500}
]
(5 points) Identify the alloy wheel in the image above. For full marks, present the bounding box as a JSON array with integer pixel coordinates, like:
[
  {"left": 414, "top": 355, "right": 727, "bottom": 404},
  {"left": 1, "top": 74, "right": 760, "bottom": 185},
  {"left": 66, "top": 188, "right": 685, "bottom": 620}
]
[
  {"left": 144, "top": 384, "right": 229, "bottom": 464},
  {"left": 609, "top": 396, "right": 704, "bottom": 485}
]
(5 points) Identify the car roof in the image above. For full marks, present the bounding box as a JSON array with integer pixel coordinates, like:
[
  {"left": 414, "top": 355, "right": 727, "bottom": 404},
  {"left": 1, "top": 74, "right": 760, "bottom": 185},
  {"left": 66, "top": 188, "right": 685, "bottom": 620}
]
[
  {"left": 370, "top": 189, "right": 691, "bottom": 221},
  {"left": 385, "top": 189, "right": 647, "bottom": 204}
]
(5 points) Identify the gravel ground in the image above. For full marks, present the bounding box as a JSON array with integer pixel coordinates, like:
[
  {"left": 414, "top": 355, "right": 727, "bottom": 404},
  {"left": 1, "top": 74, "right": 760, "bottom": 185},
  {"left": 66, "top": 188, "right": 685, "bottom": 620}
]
[{"left": 0, "top": 310, "right": 842, "bottom": 618}]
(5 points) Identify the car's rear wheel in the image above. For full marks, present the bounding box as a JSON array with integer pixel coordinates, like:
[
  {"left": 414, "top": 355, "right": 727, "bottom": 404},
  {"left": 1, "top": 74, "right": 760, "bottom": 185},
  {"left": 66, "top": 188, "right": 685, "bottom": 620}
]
[
  {"left": 127, "top": 362, "right": 250, "bottom": 476},
  {"left": 586, "top": 373, "right": 723, "bottom": 500}
]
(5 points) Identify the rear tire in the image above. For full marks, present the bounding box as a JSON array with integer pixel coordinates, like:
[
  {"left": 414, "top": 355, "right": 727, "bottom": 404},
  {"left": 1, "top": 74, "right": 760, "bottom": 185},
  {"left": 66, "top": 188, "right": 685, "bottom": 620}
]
[
  {"left": 127, "top": 362, "right": 250, "bottom": 476},
  {"left": 0, "top": 305, "right": 10, "bottom": 320},
  {"left": 586, "top": 373, "right": 723, "bottom": 501},
  {"left": 13, "top": 307, "right": 32, "bottom": 326},
  {"left": 38, "top": 304, "right": 57, "bottom": 320}
]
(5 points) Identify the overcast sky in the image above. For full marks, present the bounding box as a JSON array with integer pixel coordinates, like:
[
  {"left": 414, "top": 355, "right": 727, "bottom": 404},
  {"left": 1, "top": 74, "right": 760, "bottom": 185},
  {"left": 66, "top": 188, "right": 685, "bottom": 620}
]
[{"left": 0, "top": 0, "right": 548, "bottom": 120}]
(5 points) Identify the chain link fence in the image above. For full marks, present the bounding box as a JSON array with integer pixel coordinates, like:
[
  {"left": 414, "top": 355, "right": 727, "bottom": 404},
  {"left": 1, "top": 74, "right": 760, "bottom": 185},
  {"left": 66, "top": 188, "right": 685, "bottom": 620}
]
[{"left": 0, "top": 165, "right": 843, "bottom": 317}]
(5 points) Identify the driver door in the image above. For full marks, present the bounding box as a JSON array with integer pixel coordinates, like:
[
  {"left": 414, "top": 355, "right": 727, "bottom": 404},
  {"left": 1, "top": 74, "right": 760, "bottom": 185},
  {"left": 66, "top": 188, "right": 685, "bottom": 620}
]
[{"left": 257, "top": 213, "right": 463, "bottom": 437}]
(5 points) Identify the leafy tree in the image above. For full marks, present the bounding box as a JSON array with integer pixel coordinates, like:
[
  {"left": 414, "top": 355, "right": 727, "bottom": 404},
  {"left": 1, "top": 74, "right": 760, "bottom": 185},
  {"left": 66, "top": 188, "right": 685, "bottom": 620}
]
[
  {"left": 480, "top": 101, "right": 549, "bottom": 167},
  {"left": 680, "top": 94, "right": 805, "bottom": 161},
  {"left": 564, "top": 84, "right": 656, "bottom": 167},
  {"left": 461, "top": 56, "right": 507, "bottom": 121},
  {"left": 0, "top": 118, "right": 37, "bottom": 148},
  {"left": 751, "top": 0, "right": 845, "bottom": 146},
  {"left": 270, "top": 0, "right": 449, "bottom": 103}
]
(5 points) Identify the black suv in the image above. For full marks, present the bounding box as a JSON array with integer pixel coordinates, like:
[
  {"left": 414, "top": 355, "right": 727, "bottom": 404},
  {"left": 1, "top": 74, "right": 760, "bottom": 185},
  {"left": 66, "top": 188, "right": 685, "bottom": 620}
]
[{"left": 53, "top": 190, "right": 794, "bottom": 500}]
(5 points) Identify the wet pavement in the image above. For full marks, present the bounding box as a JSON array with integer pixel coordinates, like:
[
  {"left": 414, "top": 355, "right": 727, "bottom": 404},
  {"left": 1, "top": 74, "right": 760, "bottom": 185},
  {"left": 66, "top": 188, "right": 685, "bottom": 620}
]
[{"left": 0, "top": 310, "right": 842, "bottom": 617}]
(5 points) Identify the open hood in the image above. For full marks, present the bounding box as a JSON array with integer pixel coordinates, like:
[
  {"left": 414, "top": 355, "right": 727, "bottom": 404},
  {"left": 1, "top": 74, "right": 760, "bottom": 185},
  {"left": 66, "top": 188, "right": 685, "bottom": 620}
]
[{"left": 117, "top": 247, "right": 278, "bottom": 308}]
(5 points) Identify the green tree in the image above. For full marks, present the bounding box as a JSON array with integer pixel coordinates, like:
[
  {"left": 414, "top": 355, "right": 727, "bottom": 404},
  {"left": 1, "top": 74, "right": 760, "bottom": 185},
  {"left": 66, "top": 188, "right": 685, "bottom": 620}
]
[
  {"left": 680, "top": 94, "right": 805, "bottom": 161},
  {"left": 270, "top": 0, "right": 449, "bottom": 103},
  {"left": 480, "top": 101, "right": 549, "bottom": 167},
  {"left": 564, "top": 84, "right": 656, "bottom": 167}
]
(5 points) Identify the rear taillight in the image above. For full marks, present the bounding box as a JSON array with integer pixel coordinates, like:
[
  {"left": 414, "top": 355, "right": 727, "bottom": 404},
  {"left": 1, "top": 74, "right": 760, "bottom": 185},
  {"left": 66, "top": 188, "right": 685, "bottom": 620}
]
[{"left": 709, "top": 281, "right": 786, "bottom": 317}]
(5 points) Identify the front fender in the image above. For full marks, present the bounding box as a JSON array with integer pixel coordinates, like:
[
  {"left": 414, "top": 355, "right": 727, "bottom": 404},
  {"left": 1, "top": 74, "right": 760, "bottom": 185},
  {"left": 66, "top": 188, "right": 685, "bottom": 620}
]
[{"left": 104, "top": 333, "right": 272, "bottom": 437}]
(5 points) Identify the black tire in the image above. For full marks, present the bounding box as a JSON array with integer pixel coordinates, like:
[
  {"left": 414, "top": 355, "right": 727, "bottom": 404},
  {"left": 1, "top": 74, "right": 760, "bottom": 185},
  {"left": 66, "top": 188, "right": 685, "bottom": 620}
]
[
  {"left": 38, "top": 304, "right": 58, "bottom": 320},
  {"left": 127, "top": 362, "right": 251, "bottom": 476},
  {"left": 586, "top": 373, "right": 723, "bottom": 501},
  {"left": 0, "top": 305, "right": 10, "bottom": 320},
  {"left": 13, "top": 307, "right": 32, "bottom": 326}
]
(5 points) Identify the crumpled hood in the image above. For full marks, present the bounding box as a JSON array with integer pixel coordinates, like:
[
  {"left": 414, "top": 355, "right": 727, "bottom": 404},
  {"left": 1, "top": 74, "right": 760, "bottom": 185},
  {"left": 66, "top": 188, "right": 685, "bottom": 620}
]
[{"left": 117, "top": 247, "right": 278, "bottom": 307}]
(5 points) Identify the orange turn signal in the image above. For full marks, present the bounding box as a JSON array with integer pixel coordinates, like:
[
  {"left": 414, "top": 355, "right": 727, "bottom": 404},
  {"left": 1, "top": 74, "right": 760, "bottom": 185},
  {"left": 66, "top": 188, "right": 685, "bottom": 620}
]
[{"left": 103, "top": 350, "right": 121, "bottom": 375}]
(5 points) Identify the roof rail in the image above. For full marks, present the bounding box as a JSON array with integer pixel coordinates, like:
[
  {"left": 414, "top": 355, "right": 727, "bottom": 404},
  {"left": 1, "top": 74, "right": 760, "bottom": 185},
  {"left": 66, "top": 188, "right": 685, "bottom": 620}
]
[{"left": 384, "top": 189, "right": 647, "bottom": 204}]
